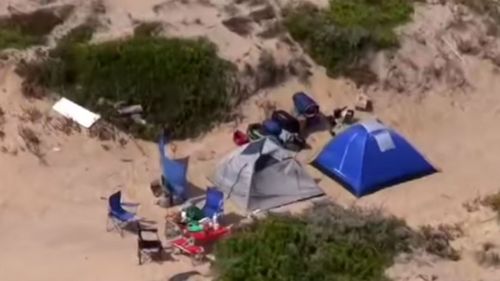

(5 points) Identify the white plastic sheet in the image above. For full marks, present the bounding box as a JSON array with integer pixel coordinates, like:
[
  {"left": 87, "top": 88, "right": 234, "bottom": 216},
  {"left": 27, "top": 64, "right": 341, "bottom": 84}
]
[{"left": 52, "top": 98, "right": 100, "bottom": 128}]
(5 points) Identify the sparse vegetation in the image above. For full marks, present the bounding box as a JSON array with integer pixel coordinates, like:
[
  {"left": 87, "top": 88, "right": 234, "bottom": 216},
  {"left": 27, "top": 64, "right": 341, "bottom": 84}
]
[
  {"left": 0, "top": 6, "right": 72, "bottom": 50},
  {"left": 18, "top": 126, "right": 46, "bottom": 164},
  {"left": 18, "top": 33, "right": 238, "bottom": 139},
  {"left": 222, "top": 16, "right": 253, "bottom": 36},
  {"left": 254, "top": 51, "right": 286, "bottom": 89},
  {"left": 283, "top": 0, "right": 413, "bottom": 85},
  {"left": 482, "top": 191, "right": 500, "bottom": 218},
  {"left": 133, "top": 22, "right": 163, "bottom": 37},
  {"left": 418, "top": 224, "right": 462, "bottom": 261},
  {"left": 475, "top": 242, "right": 500, "bottom": 267},
  {"left": 21, "top": 106, "right": 43, "bottom": 123},
  {"left": 215, "top": 202, "right": 459, "bottom": 281},
  {"left": 52, "top": 117, "right": 81, "bottom": 135}
]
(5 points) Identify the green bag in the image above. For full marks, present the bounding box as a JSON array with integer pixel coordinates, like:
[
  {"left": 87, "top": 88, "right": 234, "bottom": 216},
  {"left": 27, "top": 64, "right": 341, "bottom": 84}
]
[{"left": 185, "top": 205, "right": 205, "bottom": 222}]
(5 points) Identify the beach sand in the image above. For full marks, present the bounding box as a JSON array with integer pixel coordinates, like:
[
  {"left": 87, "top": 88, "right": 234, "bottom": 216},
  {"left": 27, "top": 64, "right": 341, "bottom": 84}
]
[{"left": 1, "top": 0, "right": 500, "bottom": 280}]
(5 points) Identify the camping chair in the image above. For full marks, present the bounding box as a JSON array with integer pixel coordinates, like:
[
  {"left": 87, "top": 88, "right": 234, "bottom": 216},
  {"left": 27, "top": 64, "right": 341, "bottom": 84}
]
[
  {"left": 201, "top": 187, "right": 224, "bottom": 220},
  {"left": 106, "top": 191, "right": 140, "bottom": 236},
  {"left": 181, "top": 187, "right": 224, "bottom": 224},
  {"left": 137, "top": 225, "right": 164, "bottom": 265},
  {"left": 158, "top": 135, "right": 188, "bottom": 205}
]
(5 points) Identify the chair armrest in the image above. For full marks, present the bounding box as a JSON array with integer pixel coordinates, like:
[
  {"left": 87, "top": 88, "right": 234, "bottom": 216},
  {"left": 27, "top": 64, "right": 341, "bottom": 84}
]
[
  {"left": 182, "top": 195, "right": 206, "bottom": 209},
  {"left": 122, "top": 202, "right": 140, "bottom": 211},
  {"left": 122, "top": 202, "right": 140, "bottom": 207},
  {"left": 140, "top": 228, "right": 158, "bottom": 234}
]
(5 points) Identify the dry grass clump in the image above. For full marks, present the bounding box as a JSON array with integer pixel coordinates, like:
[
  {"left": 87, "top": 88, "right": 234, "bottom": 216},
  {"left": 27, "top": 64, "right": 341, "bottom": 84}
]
[
  {"left": 222, "top": 16, "right": 253, "bottom": 36},
  {"left": 0, "top": 106, "right": 5, "bottom": 140},
  {"left": 52, "top": 117, "right": 81, "bottom": 135},
  {"left": 18, "top": 125, "right": 46, "bottom": 164},
  {"left": 418, "top": 224, "right": 462, "bottom": 261},
  {"left": 475, "top": 242, "right": 500, "bottom": 267},
  {"left": 21, "top": 106, "right": 43, "bottom": 123},
  {"left": 254, "top": 50, "right": 286, "bottom": 89},
  {"left": 482, "top": 191, "right": 500, "bottom": 217}
]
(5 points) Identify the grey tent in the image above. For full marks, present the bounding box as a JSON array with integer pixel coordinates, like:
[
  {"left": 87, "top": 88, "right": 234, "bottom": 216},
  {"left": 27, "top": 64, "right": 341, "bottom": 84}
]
[{"left": 212, "top": 137, "right": 324, "bottom": 211}]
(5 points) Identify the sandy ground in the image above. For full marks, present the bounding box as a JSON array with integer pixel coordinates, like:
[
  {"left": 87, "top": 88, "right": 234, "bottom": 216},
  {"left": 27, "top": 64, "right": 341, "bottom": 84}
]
[{"left": 1, "top": 0, "right": 500, "bottom": 280}]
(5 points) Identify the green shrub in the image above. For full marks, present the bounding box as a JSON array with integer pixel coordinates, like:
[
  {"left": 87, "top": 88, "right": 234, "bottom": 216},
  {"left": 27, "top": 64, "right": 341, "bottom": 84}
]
[
  {"left": 215, "top": 202, "right": 417, "bottom": 281},
  {"left": 29, "top": 36, "right": 237, "bottom": 139},
  {"left": 284, "top": 0, "right": 413, "bottom": 85},
  {"left": 0, "top": 7, "right": 71, "bottom": 50}
]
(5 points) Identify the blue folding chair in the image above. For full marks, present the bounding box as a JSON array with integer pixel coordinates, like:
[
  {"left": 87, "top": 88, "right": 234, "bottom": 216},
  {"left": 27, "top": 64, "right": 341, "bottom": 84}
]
[
  {"left": 201, "top": 187, "right": 224, "bottom": 220},
  {"left": 106, "top": 191, "right": 140, "bottom": 236},
  {"left": 158, "top": 135, "right": 188, "bottom": 205}
]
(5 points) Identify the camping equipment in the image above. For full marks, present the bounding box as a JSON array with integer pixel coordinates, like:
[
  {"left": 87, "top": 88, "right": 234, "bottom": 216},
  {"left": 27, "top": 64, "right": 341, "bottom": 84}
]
[
  {"left": 170, "top": 237, "right": 205, "bottom": 265},
  {"left": 355, "top": 93, "right": 372, "bottom": 111},
  {"left": 106, "top": 191, "right": 140, "bottom": 236},
  {"left": 52, "top": 97, "right": 101, "bottom": 128},
  {"left": 187, "top": 224, "right": 231, "bottom": 244},
  {"left": 233, "top": 130, "right": 249, "bottom": 146},
  {"left": 201, "top": 187, "right": 224, "bottom": 220},
  {"left": 283, "top": 134, "right": 307, "bottom": 151},
  {"left": 271, "top": 110, "right": 300, "bottom": 134},
  {"left": 247, "top": 123, "right": 265, "bottom": 141},
  {"left": 183, "top": 205, "right": 205, "bottom": 223},
  {"left": 137, "top": 225, "right": 164, "bottom": 265},
  {"left": 164, "top": 217, "right": 183, "bottom": 239},
  {"left": 313, "top": 119, "right": 436, "bottom": 197},
  {"left": 187, "top": 221, "right": 204, "bottom": 232},
  {"left": 150, "top": 179, "right": 164, "bottom": 198},
  {"left": 212, "top": 136, "right": 324, "bottom": 211},
  {"left": 158, "top": 135, "right": 188, "bottom": 204},
  {"left": 333, "top": 106, "right": 355, "bottom": 124},
  {"left": 262, "top": 119, "right": 282, "bottom": 137},
  {"left": 293, "top": 92, "right": 320, "bottom": 119}
]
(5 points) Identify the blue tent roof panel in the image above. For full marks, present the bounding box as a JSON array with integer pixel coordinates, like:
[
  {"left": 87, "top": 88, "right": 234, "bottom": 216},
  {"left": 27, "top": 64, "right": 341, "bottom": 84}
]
[{"left": 313, "top": 120, "right": 436, "bottom": 196}]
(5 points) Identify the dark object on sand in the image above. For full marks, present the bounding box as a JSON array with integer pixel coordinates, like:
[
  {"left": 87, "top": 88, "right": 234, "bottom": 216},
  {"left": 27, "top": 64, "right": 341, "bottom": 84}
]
[
  {"left": 233, "top": 130, "right": 249, "bottom": 146},
  {"left": 168, "top": 271, "right": 202, "bottom": 281},
  {"left": 247, "top": 123, "right": 265, "bottom": 141},
  {"left": 150, "top": 179, "right": 164, "bottom": 198},
  {"left": 293, "top": 92, "right": 319, "bottom": 118},
  {"left": 137, "top": 225, "right": 164, "bottom": 265},
  {"left": 284, "top": 134, "right": 307, "bottom": 151},
  {"left": 333, "top": 107, "right": 355, "bottom": 124},
  {"left": 271, "top": 110, "right": 300, "bottom": 134},
  {"left": 262, "top": 119, "right": 282, "bottom": 137}
]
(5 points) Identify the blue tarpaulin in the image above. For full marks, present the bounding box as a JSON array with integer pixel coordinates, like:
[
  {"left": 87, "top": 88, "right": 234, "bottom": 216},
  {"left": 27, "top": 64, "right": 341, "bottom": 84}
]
[
  {"left": 158, "top": 135, "right": 188, "bottom": 201},
  {"left": 313, "top": 120, "right": 436, "bottom": 196}
]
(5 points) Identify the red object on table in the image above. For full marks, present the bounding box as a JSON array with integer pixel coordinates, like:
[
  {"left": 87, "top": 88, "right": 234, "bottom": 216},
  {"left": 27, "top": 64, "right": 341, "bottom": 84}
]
[
  {"left": 171, "top": 237, "right": 204, "bottom": 255},
  {"left": 187, "top": 225, "right": 231, "bottom": 244},
  {"left": 233, "top": 130, "right": 249, "bottom": 146}
]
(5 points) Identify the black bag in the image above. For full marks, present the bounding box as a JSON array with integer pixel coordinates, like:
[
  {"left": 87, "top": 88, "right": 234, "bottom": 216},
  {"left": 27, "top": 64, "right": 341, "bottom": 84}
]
[{"left": 271, "top": 110, "right": 300, "bottom": 134}]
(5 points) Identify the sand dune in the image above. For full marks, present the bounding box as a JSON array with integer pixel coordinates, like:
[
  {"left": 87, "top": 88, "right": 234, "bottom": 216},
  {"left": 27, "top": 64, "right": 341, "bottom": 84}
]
[{"left": 1, "top": 0, "right": 500, "bottom": 280}]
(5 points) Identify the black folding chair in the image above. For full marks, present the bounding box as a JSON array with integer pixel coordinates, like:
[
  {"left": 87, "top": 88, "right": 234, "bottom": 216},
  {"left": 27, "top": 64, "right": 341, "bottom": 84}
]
[{"left": 137, "top": 225, "right": 164, "bottom": 265}]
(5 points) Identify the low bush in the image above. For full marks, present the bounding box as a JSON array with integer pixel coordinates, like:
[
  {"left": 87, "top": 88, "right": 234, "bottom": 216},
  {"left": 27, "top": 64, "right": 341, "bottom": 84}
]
[
  {"left": 215, "top": 202, "right": 418, "bottom": 281},
  {"left": 283, "top": 0, "right": 413, "bottom": 85},
  {"left": 22, "top": 34, "right": 237, "bottom": 139},
  {"left": 0, "top": 6, "right": 72, "bottom": 50}
]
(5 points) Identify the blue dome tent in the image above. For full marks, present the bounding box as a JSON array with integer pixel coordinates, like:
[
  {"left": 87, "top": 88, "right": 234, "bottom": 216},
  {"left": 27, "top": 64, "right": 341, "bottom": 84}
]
[{"left": 313, "top": 120, "right": 436, "bottom": 196}]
